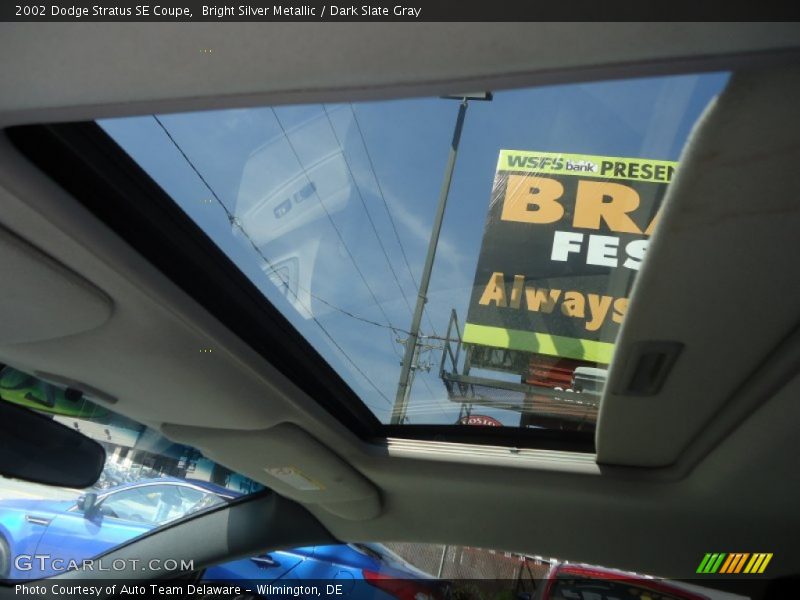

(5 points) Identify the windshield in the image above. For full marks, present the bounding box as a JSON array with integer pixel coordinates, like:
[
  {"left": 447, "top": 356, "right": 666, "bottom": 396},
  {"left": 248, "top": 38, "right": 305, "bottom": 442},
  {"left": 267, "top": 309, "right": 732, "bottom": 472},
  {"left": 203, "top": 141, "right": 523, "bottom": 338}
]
[
  {"left": 0, "top": 366, "right": 262, "bottom": 580},
  {"left": 98, "top": 72, "right": 729, "bottom": 437}
]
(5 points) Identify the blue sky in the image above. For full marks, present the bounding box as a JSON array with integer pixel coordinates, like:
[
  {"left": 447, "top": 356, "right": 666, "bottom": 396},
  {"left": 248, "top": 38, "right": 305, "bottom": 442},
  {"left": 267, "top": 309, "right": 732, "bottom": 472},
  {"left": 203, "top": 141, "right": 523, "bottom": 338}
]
[{"left": 100, "top": 71, "right": 729, "bottom": 425}]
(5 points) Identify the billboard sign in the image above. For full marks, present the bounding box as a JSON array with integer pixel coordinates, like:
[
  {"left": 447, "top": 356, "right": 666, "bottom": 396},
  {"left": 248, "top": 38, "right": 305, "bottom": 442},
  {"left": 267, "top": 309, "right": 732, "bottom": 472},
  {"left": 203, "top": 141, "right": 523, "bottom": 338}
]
[{"left": 464, "top": 150, "right": 676, "bottom": 364}]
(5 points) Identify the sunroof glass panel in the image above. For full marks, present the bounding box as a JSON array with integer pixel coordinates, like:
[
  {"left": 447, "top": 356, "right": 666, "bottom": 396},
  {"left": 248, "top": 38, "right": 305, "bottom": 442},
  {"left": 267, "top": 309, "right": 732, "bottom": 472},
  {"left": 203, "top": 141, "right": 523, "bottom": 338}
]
[{"left": 99, "top": 71, "right": 729, "bottom": 432}]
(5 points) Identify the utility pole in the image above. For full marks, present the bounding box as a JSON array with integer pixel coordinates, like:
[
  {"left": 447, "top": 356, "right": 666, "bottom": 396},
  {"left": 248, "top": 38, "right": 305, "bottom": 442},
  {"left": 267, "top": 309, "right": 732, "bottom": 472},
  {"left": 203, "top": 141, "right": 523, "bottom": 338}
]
[{"left": 391, "top": 93, "right": 491, "bottom": 425}]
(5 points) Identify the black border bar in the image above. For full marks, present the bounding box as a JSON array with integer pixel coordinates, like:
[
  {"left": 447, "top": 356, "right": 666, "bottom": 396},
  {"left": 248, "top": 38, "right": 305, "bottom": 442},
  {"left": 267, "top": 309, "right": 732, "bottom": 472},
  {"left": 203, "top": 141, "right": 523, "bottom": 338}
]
[{"left": 4, "top": 0, "right": 800, "bottom": 22}]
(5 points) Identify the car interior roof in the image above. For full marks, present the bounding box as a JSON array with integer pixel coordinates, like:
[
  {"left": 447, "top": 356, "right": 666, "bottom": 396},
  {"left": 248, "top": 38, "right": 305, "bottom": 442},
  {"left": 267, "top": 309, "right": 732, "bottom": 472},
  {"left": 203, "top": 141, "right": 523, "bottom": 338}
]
[{"left": 1, "top": 22, "right": 799, "bottom": 593}]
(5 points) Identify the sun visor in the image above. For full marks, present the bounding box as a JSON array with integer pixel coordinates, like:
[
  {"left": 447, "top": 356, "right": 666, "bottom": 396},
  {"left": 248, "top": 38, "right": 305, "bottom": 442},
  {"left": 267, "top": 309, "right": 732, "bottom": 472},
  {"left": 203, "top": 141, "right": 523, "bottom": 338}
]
[
  {"left": 596, "top": 66, "right": 800, "bottom": 467},
  {"left": 0, "top": 225, "right": 112, "bottom": 344},
  {"left": 161, "top": 422, "right": 381, "bottom": 520}
]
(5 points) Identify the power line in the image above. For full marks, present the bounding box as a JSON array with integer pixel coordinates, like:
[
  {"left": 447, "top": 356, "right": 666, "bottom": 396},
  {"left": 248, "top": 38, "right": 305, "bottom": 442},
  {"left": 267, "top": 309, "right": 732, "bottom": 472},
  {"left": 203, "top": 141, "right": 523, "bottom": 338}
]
[
  {"left": 153, "top": 113, "right": 413, "bottom": 345},
  {"left": 152, "top": 114, "right": 392, "bottom": 405},
  {"left": 281, "top": 284, "right": 456, "bottom": 347},
  {"left": 302, "top": 292, "right": 456, "bottom": 345},
  {"left": 348, "top": 104, "right": 419, "bottom": 290},
  {"left": 350, "top": 104, "right": 465, "bottom": 428},
  {"left": 348, "top": 103, "right": 441, "bottom": 338},
  {"left": 322, "top": 105, "right": 415, "bottom": 318},
  {"left": 270, "top": 108, "right": 401, "bottom": 347},
  {"left": 397, "top": 382, "right": 456, "bottom": 422},
  {"left": 417, "top": 354, "right": 452, "bottom": 417}
]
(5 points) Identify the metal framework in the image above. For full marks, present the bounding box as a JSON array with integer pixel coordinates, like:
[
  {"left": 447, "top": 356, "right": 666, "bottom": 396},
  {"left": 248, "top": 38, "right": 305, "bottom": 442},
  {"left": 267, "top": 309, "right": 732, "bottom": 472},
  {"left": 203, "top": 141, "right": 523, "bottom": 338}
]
[{"left": 438, "top": 310, "right": 601, "bottom": 429}]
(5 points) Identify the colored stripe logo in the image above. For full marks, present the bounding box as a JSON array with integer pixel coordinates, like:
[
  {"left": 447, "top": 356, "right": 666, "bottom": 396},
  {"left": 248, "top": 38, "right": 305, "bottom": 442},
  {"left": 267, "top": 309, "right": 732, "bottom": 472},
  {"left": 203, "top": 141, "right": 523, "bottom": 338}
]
[{"left": 697, "top": 553, "right": 772, "bottom": 574}]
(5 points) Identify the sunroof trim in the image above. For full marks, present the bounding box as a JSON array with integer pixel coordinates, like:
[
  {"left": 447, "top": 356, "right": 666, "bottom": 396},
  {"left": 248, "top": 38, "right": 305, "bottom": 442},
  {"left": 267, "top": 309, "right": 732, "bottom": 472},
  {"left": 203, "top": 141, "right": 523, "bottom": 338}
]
[
  {"left": 8, "top": 121, "right": 600, "bottom": 452},
  {"left": 9, "top": 69, "right": 731, "bottom": 452}
]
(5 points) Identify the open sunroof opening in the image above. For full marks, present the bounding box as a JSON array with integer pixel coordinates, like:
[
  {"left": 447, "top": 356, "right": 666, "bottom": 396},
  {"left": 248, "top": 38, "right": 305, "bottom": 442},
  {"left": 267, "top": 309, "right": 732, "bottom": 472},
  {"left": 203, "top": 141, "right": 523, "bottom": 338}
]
[{"left": 92, "top": 71, "right": 729, "bottom": 443}]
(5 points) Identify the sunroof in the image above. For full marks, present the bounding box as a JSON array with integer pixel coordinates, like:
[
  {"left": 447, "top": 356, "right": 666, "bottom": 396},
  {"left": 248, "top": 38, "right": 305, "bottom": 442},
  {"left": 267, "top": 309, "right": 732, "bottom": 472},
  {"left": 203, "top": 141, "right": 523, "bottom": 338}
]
[{"left": 98, "top": 72, "right": 729, "bottom": 436}]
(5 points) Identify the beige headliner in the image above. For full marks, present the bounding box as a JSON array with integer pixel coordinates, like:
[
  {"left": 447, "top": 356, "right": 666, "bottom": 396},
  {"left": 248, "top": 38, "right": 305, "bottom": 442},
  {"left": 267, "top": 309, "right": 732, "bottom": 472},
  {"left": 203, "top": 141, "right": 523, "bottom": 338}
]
[
  {"left": 2, "top": 22, "right": 800, "bottom": 123},
  {"left": 0, "top": 22, "right": 799, "bottom": 582}
]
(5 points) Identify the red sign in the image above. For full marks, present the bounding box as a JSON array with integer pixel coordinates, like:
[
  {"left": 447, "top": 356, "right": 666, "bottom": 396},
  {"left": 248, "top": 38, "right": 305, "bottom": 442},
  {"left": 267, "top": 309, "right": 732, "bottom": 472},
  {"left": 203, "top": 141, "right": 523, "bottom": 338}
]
[{"left": 459, "top": 415, "right": 502, "bottom": 427}]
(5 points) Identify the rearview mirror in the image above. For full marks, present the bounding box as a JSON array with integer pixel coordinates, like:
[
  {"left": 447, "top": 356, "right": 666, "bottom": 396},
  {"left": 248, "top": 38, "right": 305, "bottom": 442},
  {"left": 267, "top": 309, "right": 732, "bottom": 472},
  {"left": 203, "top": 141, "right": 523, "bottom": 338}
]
[{"left": 0, "top": 397, "right": 106, "bottom": 488}]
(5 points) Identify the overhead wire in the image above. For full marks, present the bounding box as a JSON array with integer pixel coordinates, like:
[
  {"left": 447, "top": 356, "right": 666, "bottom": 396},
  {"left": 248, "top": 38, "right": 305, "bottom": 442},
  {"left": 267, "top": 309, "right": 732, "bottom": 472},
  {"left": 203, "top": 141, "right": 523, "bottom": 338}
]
[
  {"left": 270, "top": 108, "right": 402, "bottom": 359},
  {"left": 348, "top": 103, "right": 441, "bottom": 340},
  {"left": 416, "top": 353, "right": 455, "bottom": 419},
  {"left": 152, "top": 114, "right": 393, "bottom": 405},
  {"left": 347, "top": 103, "right": 449, "bottom": 416},
  {"left": 155, "top": 110, "right": 456, "bottom": 414},
  {"left": 321, "top": 104, "right": 416, "bottom": 319}
]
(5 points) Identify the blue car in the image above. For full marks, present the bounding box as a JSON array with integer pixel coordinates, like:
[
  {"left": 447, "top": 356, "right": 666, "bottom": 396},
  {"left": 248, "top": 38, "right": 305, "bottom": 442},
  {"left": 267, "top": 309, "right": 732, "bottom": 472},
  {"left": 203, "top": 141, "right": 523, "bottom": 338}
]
[
  {"left": 0, "top": 477, "right": 235, "bottom": 579},
  {"left": 0, "top": 478, "right": 444, "bottom": 600},
  {"left": 205, "top": 542, "right": 444, "bottom": 600}
]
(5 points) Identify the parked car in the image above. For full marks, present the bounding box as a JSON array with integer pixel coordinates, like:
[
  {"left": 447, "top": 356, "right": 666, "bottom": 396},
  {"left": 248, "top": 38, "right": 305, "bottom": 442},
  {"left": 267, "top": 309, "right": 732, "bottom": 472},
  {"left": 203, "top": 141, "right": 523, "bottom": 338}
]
[
  {"left": 206, "top": 542, "right": 448, "bottom": 600},
  {"left": 0, "top": 477, "right": 235, "bottom": 579},
  {"left": 536, "top": 562, "right": 710, "bottom": 600},
  {"left": 0, "top": 477, "right": 440, "bottom": 599}
]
